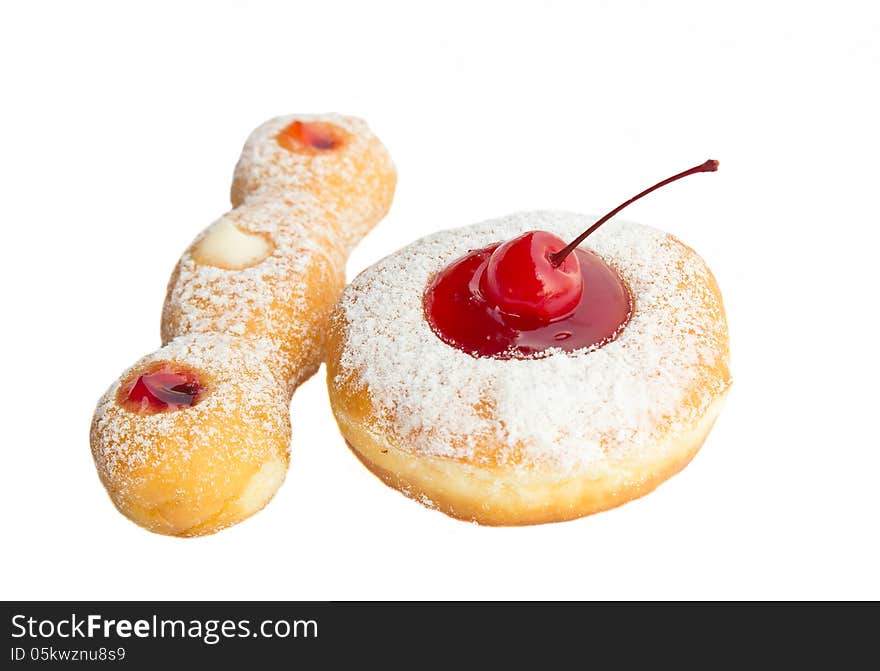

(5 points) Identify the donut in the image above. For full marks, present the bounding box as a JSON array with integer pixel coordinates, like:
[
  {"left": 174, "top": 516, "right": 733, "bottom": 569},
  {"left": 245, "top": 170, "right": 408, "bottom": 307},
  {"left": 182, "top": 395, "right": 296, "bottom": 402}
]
[
  {"left": 327, "top": 202, "right": 730, "bottom": 524},
  {"left": 91, "top": 114, "right": 396, "bottom": 536},
  {"left": 91, "top": 335, "right": 289, "bottom": 537}
]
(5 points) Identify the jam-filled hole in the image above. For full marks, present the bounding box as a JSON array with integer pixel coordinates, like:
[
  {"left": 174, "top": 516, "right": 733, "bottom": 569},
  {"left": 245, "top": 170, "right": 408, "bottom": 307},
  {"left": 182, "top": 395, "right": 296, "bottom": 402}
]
[
  {"left": 117, "top": 362, "right": 206, "bottom": 414},
  {"left": 423, "top": 244, "right": 633, "bottom": 360},
  {"left": 277, "top": 120, "right": 347, "bottom": 153}
]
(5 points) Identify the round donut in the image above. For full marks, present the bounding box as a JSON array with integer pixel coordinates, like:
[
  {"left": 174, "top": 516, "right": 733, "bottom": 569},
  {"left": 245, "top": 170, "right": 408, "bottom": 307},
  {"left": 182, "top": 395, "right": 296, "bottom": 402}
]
[
  {"left": 326, "top": 211, "right": 731, "bottom": 525},
  {"left": 91, "top": 335, "right": 289, "bottom": 537}
]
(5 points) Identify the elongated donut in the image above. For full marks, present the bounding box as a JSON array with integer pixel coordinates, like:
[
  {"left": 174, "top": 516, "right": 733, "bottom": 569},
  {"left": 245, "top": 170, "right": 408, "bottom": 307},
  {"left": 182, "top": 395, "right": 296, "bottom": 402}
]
[
  {"left": 91, "top": 114, "right": 396, "bottom": 536},
  {"left": 326, "top": 211, "right": 730, "bottom": 525}
]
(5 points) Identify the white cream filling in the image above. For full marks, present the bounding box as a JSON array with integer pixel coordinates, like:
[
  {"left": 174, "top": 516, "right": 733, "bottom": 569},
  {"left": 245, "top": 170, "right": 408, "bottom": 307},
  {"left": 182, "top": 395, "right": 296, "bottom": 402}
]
[{"left": 192, "top": 218, "right": 273, "bottom": 270}]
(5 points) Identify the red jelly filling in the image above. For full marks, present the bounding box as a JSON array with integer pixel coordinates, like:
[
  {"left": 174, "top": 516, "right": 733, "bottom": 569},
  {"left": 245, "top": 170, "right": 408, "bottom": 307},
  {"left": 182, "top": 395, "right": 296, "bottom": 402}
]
[
  {"left": 120, "top": 365, "right": 203, "bottom": 413},
  {"left": 277, "top": 120, "right": 346, "bottom": 152},
  {"left": 424, "top": 243, "right": 632, "bottom": 359}
]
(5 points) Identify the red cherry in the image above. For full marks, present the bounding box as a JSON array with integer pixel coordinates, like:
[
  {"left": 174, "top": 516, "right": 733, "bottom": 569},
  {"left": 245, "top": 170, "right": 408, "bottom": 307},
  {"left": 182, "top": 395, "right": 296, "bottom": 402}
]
[
  {"left": 480, "top": 230, "right": 583, "bottom": 325},
  {"left": 126, "top": 370, "right": 200, "bottom": 412},
  {"left": 277, "top": 120, "right": 345, "bottom": 152},
  {"left": 425, "top": 244, "right": 632, "bottom": 359},
  {"left": 480, "top": 159, "right": 719, "bottom": 326},
  {"left": 423, "top": 159, "right": 719, "bottom": 360}
]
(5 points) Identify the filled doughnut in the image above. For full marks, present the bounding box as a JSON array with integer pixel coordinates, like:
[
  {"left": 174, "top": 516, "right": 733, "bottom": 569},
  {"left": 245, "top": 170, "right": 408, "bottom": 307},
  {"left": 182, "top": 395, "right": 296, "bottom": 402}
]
[
  {"left": 91, "top": 114, "right": 396, "bottom": 536},
  {"left": 91, "top": 335, "right": 289, "bottom": 537},
  {"left": 326, "top": 161, "right": 730, "bottom": 525}
]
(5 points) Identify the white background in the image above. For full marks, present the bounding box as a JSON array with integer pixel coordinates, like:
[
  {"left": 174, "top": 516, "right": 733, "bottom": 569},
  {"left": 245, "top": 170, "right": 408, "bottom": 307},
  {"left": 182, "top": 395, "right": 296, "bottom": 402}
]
[{"left": 2, "top": 1, "right": 878, "bottom": 600}]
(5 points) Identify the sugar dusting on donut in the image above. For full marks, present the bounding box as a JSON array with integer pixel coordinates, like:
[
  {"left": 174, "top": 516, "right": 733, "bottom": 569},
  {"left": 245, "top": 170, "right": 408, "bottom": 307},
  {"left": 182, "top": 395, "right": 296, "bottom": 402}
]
[
  {"left": 161, "top": 196, "right": 343, "bottom": 374},
  {"left": 91, "top": 334, "right": 288, "bottom": 489},
  {"left": 335, "top": 211, "right": 731, "bottom": 475},
  {"left": 91, "top": 113, "right": 397, "bottom": 536},
  {"left": 232, "top": 113, "right": 397, "bottom": 251}
]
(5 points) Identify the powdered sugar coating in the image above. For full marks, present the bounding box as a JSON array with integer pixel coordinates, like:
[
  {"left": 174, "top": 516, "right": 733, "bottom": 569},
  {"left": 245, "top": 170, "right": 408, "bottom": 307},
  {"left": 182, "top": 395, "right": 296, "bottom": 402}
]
[
  {"left": 161, "top": 196, "right": 345, "bottom": 387},
  {"left": 232, "top": 114, "right": 396, "bottom": 251},
  {"left": 91, "top": 334, "right": 289, "bottom": 494},
  {"left": 334, "top": 212, "right": 731, "bottom": 475}
]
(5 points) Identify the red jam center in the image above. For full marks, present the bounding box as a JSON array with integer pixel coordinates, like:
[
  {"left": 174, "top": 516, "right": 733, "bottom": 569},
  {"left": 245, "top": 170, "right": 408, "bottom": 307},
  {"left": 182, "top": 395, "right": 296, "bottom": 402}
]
[
  {"left": 424, "top": 244, "right": 632, "bottom": 359},
  {"left": 277, "top": 120, "right": 345, "bottom": 152},
  {"left": 120, "top": 365, "right": 203, "bottom": 413}
]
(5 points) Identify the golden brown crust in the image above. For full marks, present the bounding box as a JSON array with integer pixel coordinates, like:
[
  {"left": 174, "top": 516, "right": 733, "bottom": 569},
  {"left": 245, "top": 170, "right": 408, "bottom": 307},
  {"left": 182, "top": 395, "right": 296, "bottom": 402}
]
[{"left": 331, "top": 387, "right": 725, "bottom": 525}]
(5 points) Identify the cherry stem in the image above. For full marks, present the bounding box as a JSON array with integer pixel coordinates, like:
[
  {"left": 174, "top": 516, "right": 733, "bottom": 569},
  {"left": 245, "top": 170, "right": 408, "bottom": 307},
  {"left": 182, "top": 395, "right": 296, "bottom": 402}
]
[{"left": 548, "top": 159, "right": 719, "bottom": 267}]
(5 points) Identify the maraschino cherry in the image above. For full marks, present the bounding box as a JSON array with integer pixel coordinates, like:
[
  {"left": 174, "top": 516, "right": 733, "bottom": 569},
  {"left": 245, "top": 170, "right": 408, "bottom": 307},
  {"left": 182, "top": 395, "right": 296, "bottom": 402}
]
[
  {"left": 425, "top": 159, "right": 719, "bottom": 359},
  {"left": 121, "top": 365, "right": 202, "bottom": 413},
  {"left": 480, "top": 230, "right": 582, "bottom": 328}
]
